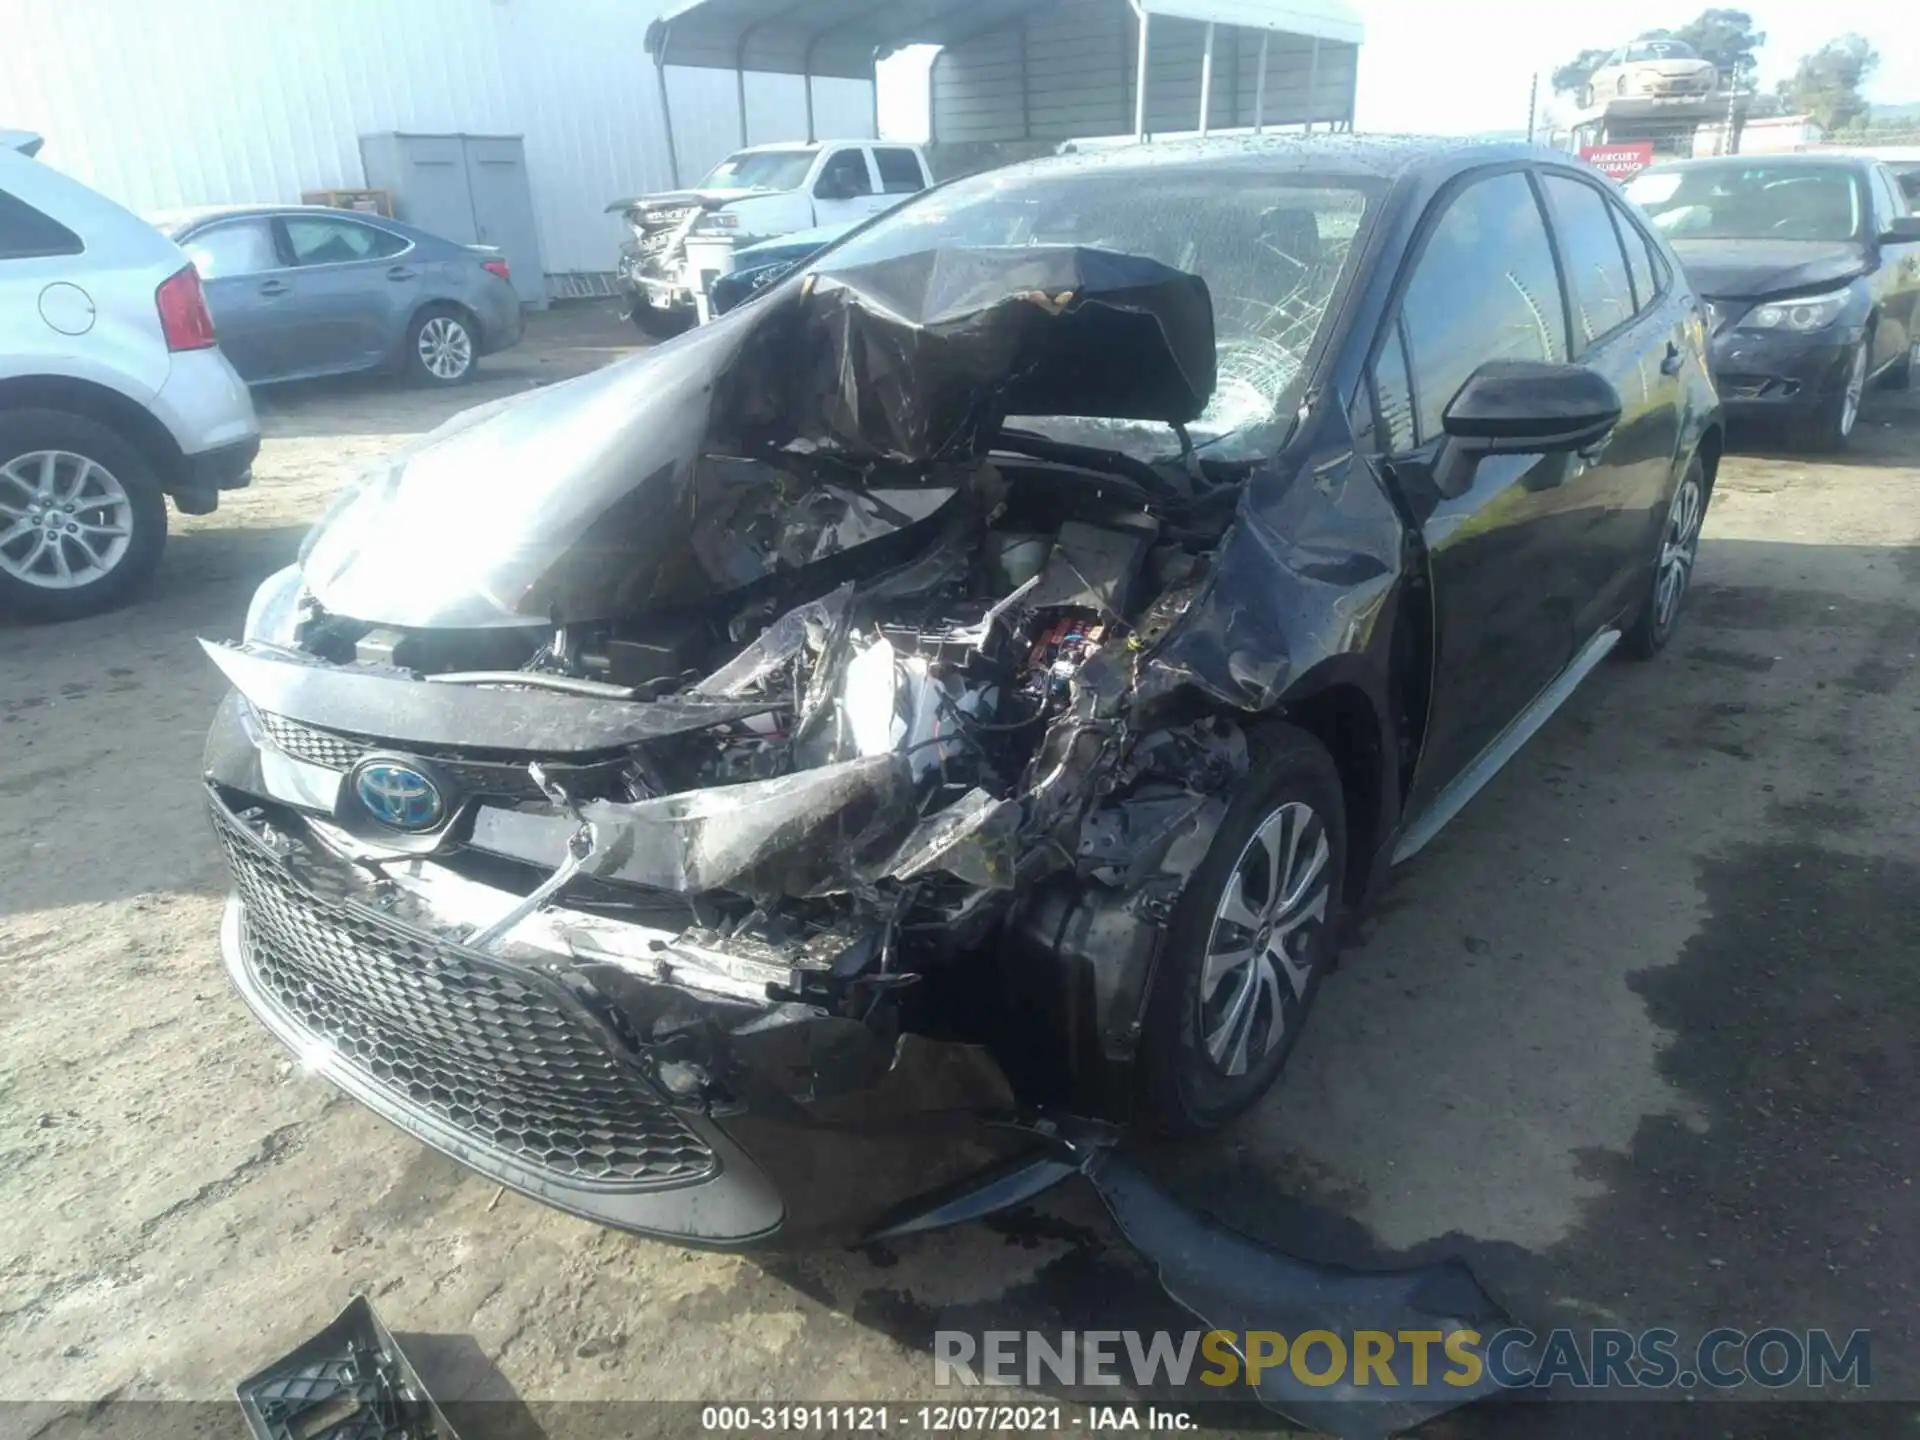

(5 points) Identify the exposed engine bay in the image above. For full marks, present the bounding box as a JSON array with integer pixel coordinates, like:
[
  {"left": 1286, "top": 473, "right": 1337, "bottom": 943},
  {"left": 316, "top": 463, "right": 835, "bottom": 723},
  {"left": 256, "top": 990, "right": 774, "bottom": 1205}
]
[{"left": 221, "top": 443, "right": 1250, "bottom": 1101}]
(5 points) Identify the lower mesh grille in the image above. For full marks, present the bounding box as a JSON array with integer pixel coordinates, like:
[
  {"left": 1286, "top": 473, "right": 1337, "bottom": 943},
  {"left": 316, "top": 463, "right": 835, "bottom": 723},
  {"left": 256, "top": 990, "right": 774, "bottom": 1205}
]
[{"left": 215, "top": 805, "right": 716, "bottom": 1188}]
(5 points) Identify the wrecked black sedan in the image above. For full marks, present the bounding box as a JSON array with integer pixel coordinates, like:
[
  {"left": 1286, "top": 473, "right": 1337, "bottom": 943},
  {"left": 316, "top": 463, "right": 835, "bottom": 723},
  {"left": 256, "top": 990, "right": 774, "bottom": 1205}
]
[{"left": 202, "top": 137, "right": 1721, "bottom": 1248}]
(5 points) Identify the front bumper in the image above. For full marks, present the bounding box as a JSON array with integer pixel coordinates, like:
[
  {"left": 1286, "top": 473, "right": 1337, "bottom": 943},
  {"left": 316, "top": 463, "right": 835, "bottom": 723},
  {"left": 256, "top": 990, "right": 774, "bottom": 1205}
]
[
  {"left": 1707, "top": 323, "right": 1863, "bottom": 414},
  {"left": 617, "top": 246, "right": 694, "bottom": 312},
  {"left": 204, "top": 704, "right": 1036, "bottom": 1245}
]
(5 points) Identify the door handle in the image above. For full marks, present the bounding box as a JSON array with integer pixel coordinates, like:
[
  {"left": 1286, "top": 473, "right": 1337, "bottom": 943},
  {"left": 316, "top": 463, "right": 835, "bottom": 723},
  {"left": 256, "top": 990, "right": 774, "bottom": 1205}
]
[
  {"left": 258, "top": 279, "right": 290, "bottom": 296},
  {"left": 386, "top": 265, "right": 417, "bottom": 282},
  {"left": 1660, "top": 340, "right": 1684, "bottom": 376}
]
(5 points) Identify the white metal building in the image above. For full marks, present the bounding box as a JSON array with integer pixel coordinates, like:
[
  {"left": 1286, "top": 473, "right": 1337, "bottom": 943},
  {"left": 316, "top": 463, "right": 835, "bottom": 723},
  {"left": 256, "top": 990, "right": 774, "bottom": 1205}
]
[{"left": 0, "top": 0, "right": 874, "bottom": 293}]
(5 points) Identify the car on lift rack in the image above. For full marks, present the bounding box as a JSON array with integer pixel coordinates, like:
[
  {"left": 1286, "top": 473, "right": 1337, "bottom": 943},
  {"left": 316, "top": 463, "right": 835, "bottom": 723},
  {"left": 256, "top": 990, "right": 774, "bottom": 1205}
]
[{"left": 201, "top": 135, "right": 1720, "bottom": 1253}]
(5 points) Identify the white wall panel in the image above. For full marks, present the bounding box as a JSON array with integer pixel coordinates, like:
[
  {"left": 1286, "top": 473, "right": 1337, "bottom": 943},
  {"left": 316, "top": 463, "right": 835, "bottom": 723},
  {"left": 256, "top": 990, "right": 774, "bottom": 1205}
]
[{"left": 0, "top": 0, "right": 874, "bottom": 280}]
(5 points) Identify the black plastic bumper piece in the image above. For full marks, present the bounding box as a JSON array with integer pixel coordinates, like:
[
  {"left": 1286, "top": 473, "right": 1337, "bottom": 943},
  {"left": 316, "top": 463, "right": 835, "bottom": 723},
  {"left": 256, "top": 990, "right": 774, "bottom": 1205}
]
[
  {"left": 237, "top": 1295, "right": 458, "bottom": 1440},
  {"left": 186, "top": 433, "right": 261, "bottom": 490}
]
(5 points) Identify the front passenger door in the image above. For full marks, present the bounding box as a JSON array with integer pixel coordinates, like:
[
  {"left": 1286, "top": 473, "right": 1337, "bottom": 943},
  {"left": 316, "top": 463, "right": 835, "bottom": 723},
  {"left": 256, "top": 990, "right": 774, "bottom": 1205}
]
[
  {"left": 811, "top": 148, "right": 881, "bottom": 227},
  {"left": 1369, "top": 168, "right": 1584, "bottom": 815}
]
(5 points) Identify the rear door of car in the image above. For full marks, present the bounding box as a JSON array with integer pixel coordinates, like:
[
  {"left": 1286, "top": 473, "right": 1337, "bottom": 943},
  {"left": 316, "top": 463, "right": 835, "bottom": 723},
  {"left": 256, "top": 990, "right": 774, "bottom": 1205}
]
[
  {"left": 270, "top": 214, "right": 417, "bottom": 377},
  {"left": 1362, "top": 166, "right": 1586, "bottom": 806},
  {"left": 181, "top": 217, "right": 293, "bottom": 382},
  {"left": 1537, "top": 168, "right": 1685, "bottom": 635},
  {"left": 870, "top": 146, "right": 930, "bottom": 215}
]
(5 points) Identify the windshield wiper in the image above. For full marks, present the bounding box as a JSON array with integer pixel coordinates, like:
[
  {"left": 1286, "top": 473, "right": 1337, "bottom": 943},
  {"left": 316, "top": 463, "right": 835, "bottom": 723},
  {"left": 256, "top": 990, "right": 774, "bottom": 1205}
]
[{"left": 993, "top": 427, "right": 1188, "bottom": 501}]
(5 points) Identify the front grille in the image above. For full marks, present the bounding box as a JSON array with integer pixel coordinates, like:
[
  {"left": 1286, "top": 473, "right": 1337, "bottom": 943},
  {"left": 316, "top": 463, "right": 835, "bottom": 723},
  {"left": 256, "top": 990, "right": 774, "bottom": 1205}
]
[
  {"left": 257, "top": 710, "right": 367, "bottom": 769},
  {"left": 254, "top": 710, "right": 552, "bottom": 802},
  {"left": 216, "top": 805, "right": 717, "bottom": 1188}
]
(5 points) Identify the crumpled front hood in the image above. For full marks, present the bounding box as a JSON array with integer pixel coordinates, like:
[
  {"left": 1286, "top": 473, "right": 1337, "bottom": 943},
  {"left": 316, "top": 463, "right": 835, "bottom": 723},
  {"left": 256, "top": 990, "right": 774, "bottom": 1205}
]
[
  {"left": 605, "top": 188, "right": 738, "bottom": 215},
  {"left": 1673, "top": 238, "right": 1869, "bottom": 302},
  {"left": 299, "top": 244, "right": 1216, "bottom": 631}
]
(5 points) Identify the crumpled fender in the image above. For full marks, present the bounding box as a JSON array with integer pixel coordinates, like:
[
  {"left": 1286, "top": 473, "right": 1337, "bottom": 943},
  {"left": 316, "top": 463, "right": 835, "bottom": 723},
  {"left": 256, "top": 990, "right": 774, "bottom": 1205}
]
[{"left": 1134, "top": 421, "right": 1406, "bottom": 719}]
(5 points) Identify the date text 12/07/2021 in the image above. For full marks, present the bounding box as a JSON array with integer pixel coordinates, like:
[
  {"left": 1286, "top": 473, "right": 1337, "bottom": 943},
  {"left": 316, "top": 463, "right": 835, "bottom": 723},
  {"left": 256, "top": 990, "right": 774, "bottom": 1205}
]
[{"left": 699, "top": 1405, "right": 1197, "bottom": 1431}]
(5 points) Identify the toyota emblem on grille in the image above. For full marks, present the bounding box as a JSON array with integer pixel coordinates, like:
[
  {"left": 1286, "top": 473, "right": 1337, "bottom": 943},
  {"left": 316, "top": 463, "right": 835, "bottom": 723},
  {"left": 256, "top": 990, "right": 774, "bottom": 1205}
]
[{"left": 349, "top": 757, "right": 446, "bottom": 832}]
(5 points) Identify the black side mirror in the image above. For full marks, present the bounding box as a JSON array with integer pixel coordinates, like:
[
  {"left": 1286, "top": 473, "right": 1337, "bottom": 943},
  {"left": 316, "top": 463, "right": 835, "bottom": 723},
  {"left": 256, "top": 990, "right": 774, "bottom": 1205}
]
[
  {"left": 1422, "top": 360, "right": 1622, "bottom": 499},
  {"left": 1879, "top": 215, "right": 1920, "bottom": 244},
  {"left": 1443, "top": 359, "right": 1622, "bottom": 451},
  {"left": 815, "top": 176, "right": 854, "bottom": 202}
]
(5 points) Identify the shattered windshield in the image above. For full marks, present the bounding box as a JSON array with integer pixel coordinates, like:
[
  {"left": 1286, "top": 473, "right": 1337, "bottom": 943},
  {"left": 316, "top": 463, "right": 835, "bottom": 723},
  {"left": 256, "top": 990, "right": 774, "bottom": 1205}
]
[
  {"left": 701, "top": 149, "right": 817, "bottom": 193},
  {"left": 811, "top": 162, "right": 1375, "bottom": 457}
]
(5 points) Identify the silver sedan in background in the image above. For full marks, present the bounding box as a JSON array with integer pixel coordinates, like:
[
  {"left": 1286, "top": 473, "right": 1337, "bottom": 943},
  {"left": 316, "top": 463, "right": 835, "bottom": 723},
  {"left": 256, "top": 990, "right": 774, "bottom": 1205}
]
[{"left": 152, "top": 206, "right": 524, "bottom": 386}]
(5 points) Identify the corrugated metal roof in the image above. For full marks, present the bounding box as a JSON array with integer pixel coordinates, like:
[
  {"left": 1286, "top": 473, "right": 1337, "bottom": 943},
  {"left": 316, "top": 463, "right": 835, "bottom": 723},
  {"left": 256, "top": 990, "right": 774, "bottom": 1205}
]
[{"left": 648, "top": 0, "right": 1363, "bottom": 79}]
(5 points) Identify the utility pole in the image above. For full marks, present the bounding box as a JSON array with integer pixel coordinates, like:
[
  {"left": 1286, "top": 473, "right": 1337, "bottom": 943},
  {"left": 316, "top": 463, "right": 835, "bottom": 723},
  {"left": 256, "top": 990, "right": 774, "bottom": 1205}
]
[{"left": 1527, "top": 71, "right": 1539, "bottom": 141}]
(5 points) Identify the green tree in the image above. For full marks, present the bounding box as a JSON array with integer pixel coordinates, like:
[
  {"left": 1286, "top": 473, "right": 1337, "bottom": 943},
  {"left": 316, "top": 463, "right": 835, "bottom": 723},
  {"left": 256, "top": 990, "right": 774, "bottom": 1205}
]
[
  {"left": 1668, "top": 9, "right": 1766, "bottom": 81},
  {"left": 1781, "top": 35, "right": 1880, "bottom": 132},
  {"left": 1552, "top": 48, "right": 1611, "bottom": 96}
]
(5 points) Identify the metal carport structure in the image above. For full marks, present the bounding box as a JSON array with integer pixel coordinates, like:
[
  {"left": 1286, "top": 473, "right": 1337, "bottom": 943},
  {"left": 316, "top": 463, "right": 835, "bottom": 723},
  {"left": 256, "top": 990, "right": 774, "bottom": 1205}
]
[{"left": 644, "top": 0, "right": 1364, "bottom": 184}]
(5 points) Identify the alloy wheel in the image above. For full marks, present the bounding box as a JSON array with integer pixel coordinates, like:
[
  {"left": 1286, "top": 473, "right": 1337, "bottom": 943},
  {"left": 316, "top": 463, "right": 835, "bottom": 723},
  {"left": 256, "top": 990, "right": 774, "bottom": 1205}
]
[
  {"left": 1655, "top": 470, "right": 1704, "bottom": 631},
  {"left": 417, "top": 316, "right": 473, "bottom": 380},
  {"left": 0, "top": 450, "right": 134, "bottom": 591},
  {"left": 1839, "top": 344, "right": 1866, "bottom": 437},
  {"left": 1199, "top": 800, "right": 1331, "bottom": 1077}
]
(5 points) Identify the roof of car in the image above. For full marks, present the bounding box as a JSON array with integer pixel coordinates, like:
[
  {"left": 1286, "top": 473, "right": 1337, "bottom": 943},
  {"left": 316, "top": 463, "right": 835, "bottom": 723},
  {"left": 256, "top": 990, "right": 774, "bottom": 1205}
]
[
  {"left": 730, "top": 141, "right": 825, "bottom": 156},
  {"left": 148, "top": 203, "right": 407, "bottom": 235},
  {"left": 1021, "top": 132, "right": 1569, "bottom": 184}
]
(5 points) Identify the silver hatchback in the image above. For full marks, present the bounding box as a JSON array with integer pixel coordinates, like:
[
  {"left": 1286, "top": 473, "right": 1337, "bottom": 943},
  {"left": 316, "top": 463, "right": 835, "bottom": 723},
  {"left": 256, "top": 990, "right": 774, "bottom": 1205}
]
[{"left": 1, "top": 136, "right": 259, "bottom": 619}]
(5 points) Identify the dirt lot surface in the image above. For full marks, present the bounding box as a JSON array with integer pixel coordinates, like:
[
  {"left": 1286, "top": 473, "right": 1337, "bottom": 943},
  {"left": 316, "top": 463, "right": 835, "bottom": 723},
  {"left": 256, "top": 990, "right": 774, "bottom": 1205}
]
[{"left": 3, "top": 304, "right": 1917, "bottom": 1437}]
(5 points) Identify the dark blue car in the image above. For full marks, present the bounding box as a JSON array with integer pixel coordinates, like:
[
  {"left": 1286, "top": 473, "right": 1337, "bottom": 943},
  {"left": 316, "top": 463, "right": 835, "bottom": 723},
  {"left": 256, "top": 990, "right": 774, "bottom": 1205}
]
[
  {"left": 707, "top": 221, "right": 857, "bottom": 317},
  {"left": 154, "top": 206, "right": 525, "bottom": 386}
]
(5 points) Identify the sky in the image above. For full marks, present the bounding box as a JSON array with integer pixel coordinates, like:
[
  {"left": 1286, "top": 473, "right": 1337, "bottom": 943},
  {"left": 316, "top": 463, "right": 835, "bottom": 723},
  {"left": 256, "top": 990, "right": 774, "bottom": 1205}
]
[{"left": 878, "top": 0, "right": 1919, "bottom": 141}]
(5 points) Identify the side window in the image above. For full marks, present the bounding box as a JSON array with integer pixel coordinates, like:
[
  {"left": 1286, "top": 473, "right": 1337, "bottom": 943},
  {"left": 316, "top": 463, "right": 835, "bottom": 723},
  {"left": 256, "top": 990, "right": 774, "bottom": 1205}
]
[
  {"left": 183, "top": 220, "right": 280, "bottom": 279},
  {"left": 1870, "top": 169, "right": 1903, "bottom": 229},
  {"left": 1371, "top": 321, "right": 1418, "bottom": 452},
  {"left": 1607, "top": 198, "right": 1658, "bottom": 313},
  {"left": 872, "top": 148, "right": 925, "bottom": 195},
  {"left": 1397, "top": 170, "right": 1569, "bottom": 441},
  {"left": 284, "top": 216, "right": 408, "bottom": 265},
  {"left": 815, "top": 149, "right": 874, "bottom": 199},
  {"left": 0, "top": 187, "right": 84, "bottom": 260},
  {"left": 1542, "top": 174, "right": 1638, "bottom": 348}
]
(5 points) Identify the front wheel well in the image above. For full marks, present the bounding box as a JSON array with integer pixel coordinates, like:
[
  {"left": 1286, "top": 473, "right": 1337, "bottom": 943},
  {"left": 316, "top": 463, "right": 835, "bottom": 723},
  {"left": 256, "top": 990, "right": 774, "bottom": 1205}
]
[
  {"left": 1270, "top": 685, "right": 1390, "bottom": 910},
  {"left": 0, "top": 375, "right": 187, "bottom": 492}
]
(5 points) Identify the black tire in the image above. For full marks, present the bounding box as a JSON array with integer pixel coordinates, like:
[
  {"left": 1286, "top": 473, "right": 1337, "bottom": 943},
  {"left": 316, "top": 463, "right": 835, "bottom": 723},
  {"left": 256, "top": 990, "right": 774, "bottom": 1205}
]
[
  {"left": 1795, "top": 338, "right": 1868, "bottom": 452},
  {"left": 627, "top": 301, "right": 694, "bottom": 339},
  {"left": 1141, "top": 725, "right": 1347, "bottom": 1135},
  {"left": 0, "top": 408, "right": 168, "bottom": 621},
  {"left": 406, "top": 305, "right": 478, "bottom": 386},
  {"left": 1622, "top": 453, "right": 1708, "bottom": 660}
]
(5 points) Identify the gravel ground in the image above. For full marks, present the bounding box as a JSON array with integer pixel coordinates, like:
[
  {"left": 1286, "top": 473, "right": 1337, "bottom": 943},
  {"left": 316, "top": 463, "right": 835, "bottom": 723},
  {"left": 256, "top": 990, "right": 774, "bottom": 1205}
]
[{"left": 2, "top": 304, "right": 1916, "bottom": 1438}]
